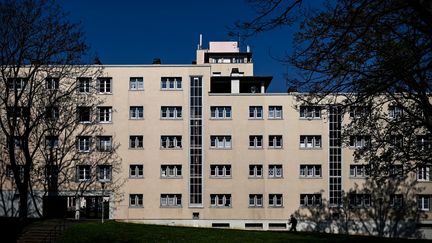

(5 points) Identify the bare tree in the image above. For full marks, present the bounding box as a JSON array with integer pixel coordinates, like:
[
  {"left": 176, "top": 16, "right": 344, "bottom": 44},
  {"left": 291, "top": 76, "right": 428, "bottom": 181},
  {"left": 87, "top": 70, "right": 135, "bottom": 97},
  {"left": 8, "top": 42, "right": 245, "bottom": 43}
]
[{"left": 0, "top": 0, "right": 121, "bottom": 220}]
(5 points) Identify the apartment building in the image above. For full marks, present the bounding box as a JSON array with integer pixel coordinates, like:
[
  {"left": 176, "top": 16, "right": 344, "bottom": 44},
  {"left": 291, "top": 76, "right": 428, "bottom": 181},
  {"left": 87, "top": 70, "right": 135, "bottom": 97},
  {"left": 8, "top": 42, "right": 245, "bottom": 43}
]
[{"left": 2, "top": 40, "right": 432, "bottom": 236}]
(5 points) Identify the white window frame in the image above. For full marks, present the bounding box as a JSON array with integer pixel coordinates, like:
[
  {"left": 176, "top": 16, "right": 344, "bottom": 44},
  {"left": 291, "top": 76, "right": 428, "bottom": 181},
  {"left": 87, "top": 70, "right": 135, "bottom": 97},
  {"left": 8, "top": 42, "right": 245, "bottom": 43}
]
[
  {"left": 161, "top": 165, "right": 182, "bottom": 178},
  {"left": 249, "top": 164, "right": 263, "bottom": 178},
  {"left": 300, "top": 135, "right": 322, "bottom": 149},
  {"left": 77, "top": 78, "right": 91, "bottom": 93},
  {"left": 249, "top": 135, "right": 263, "bottom": 148},
  {"left": 46, "top": 77, "right": 59, "bottom": 90},
  {"left": 349, "top": 164, "right": 370, "bottom": 178},
  {"left": 300, "top": 106, "right": 321, "bottom": 119},
  {"left": 418, "top": 195, "right": 431, "bottom": 211},
  {"left": 160, "top": 194, "right": 182, "bottom": 207},
  {"left": 349, "top": 193, "right": 371, "bottom": 208},
  {"left": 210, "top": 164, "right": 232, "bottom": 178},
  {"left": 349, "top": 135, "right": 370, "bottom": 148},
  {"left": 268, "top": 164, "right": 283, "bottom": 178},
  {"left": 97, "top": 165, "right": 112, "bottom": 182},
  {"left": 97, "top": 77, "right": 112, "bottom": 94},
  {"left": 417, "top": 166, "right": 432, "bottom": 181},
  {"left": 161, "top": 77, "right": 182, "bottom": 90},
  {"left": 129, "top": 194, "right": 143, "bottom": 207},
  {"left": 76, "top": 165, "right": 91, "bottom": 181},
  {"left": 129, "top": 164, "right": 144, "bottom": 178},
  {"left": 46, "top": 106, "right": 59, "bottom": 120},
  {"left": 210, "top": 194, "right": 232, "bottom": 207},
  {"left": 389, "top": 105, "right": 403, "bottom": 119},
  {"left": 349, "top": 106, "right": 370, "bottom": 118},
  {"left": 249, "top": 194, "right": 263, "bottom": 207},
  {"left": 77, "top": 136, "right": 91, "bottom": 152},
  {"left": 299, "top": 165, "right": 322, "bottom": 178},
  {"left": 97, "top": 106, "right": 112, "bottom": 123},
  {"left": 249, "top": 106, "right": 263, "bottom": 119},
  {"left": 210, "top": 106, "right": 231, "bottom": 119},
  {"left": 129, "top": 106, "right": 144, "bottom": 119},
  {"left": 390, "top": 194, "right": 404, "bottom": 208},
  {"left": 300, "top": 194, "right": 322, "bottom": 207},
  {"left": 268, "top": 106, "right": 282, "bottom": 119},
  {"left": 269, "top": 135, "right": 283, "bottom": 148},
  {"left": 160, "top": 136, "right": 182, "bottom": 149},
  {"left": 96, "top": 136, "right": 112, "bottom": 152},
  {"left": 210, "top": 136, "right": 232, "bottom": 149},
  {"left": 161, "top": 106, "right": 182, "bottom": 119},
  {"left": 129, "top": 136, "right": 143, "bottom": 149},
  {"left": 129, "top": 77, "right": 144, "bottom": 90},
  {"left": 269, "top": 194, "right": 283, "bottom": 207},
  {"left": 8, "top": 78, "right": 28, "bottom": 91}
]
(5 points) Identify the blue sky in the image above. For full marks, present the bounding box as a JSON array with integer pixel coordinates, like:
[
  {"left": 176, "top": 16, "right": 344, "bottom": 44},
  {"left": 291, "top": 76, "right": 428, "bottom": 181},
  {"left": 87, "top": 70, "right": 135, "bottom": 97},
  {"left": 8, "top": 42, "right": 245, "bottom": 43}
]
[{"left": 59, "top": 0, "right": 299, "bottom": 92}]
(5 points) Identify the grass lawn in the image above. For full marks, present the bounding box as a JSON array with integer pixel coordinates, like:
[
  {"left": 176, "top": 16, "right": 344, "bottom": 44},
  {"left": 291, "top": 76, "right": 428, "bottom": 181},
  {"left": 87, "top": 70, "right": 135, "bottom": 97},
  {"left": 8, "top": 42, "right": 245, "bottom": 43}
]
[{"left": 59, "top": 221, "right": 428, "bottom": 243}]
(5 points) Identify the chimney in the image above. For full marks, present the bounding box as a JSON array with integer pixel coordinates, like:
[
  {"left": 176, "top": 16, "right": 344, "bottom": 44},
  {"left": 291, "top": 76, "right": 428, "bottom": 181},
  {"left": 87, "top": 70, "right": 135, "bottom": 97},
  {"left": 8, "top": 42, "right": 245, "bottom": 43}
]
[{"left": 152, "top": 58, "right": 161, "bottom": 64}]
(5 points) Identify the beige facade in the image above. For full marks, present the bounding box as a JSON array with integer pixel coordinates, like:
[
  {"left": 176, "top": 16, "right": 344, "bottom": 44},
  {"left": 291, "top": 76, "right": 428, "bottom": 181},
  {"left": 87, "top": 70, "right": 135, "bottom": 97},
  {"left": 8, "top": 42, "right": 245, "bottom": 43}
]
[{"left": 2, "top": 41, "right": 432, "bottom": 236}]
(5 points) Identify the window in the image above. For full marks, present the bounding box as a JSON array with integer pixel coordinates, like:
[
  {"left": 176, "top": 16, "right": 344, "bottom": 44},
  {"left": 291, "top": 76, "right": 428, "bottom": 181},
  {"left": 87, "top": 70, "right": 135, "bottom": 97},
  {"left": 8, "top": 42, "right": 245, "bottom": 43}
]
[
  {"left": 300, "top": 165, "right": 322, "bottom": 178},
  {"left": 129, "top": 77, "right": 144, "bottom": 90},
  {"left": 96, "top": 136, "right": 112, "bottom": 152},
  {"left": 389, "top": 165, "right": 404, "bottom": 178},
  {"left": 417, "top": 135, "right": 432, "bottom": 151},
  {"left": 7, "top": 106, "right": 30, "bottom": 120},
  {"left": 97, "top": 106, "right": 112, "bottom": 123},
  {"left": 210, "top": 194, "right": 231, "bottom": 207},
  {"left": 249, "top": 164, "right": 263, "bottom": 178},
  {"left": 389, "top": 105, "right": 403, "bottom": 119},
  {"left": 300, "top": 194, "right": 322, "bottom": 207},
  {"left": 77, "top": 77, "right": 91, "bottom": 93},
  {"left": 77, "top": 136, "right": 91, "bottom": 152},
  {"left": 300, "top": 106, "right": 321, "bottom": 119},
  {"left": 249, "top": 194, "right": 263, "bottom": 207},
  {"left": 269, "top": 135, "right": 283, "bottom": 148},
  {"left": 6, "top": 165, "right": 24, "bottom": 180},
  {"left": 249, "top": 135, "right": 263, "bottom": 148},
  {"left": 390, "top": 194, "right": 404, "bottom": 208},
  {"left": 77, "top": 106, "right": 91, "bottom": 123},
  {"left": 46, "top": 106, "right": 59, "bottom": 120},
  {"left": 160, "top": 194, "right": 182, "bottom": 207},
  {"left": 300, "top": 135, "right": 322, "bottom": 149},
  {"left": 418, "top": 195, "right": 431, "bottom": 211},
  {"left": 210, "top": 106, "right": 231, "bottom": 119},
  {"left": 161, "top": 77, "right": 182, "bottom": 90},
  {"left": 10, "top": 136, "right": 25, "bottom": 149},
  {"left": 349, "top": 135, "right": 371, "bottom": 148},
  {"left": 46, "top": 77, "right": 59, "bottom": 90},
  {"left": 161, "top": 165, "right": 182, "bottom": 178},
  {"left": 129, "top": 194, "right": 143, "bottom": 207},
  {"left": 268, "top": 164, "right": 283, "bottom": 178},
  {"left": 97, "top": 165, "right": 112, "bottom": 182},
  {"left": 269, "top": 194, "right": 283, "bottom": 207},
  {"left": 97, "top": 77, "right": 112, "bottom": 93},
  {"left": 76, "top": 165, "right": 91, "bottom": 181},
  {"left": 249, "top": 106, "right": 263, "bottom": 119},
  {"left": 268, "top": 106, "right": 282, "bottom": 119},
  {"left": 417, "top": 166, "right": 432, "bottom": 182},
  {"left": 161, "top": 136, "right": 182, "bottom": 149},
  {"left": 129, "top": 106, "right": 144, "bottom": 119},
  {"left": 210, "top": 136, "right": 232, "bottom": 149},
  {"left": 210, "top": 164, "right": 231, "bottom": 178},
  {"left": 389, "top": 135, "right": 403, "bottom": 148},
  {"left": 349, "top": 106, "right": 370, "bottom": 118},
  {"left": 7, "top": 78, "right": 27, "bottom": 91},
  {"left": 129, "top": 164, "right": 143, "bottom": 178},
  {"left": 129, "top": 136, "right": 143, "bottom": 149},
  {"left": 45, "top": 135, "right": 59, "bottom": 149},
  {"left": 349, "top": 164, "right": 370, "bottom": 178},
  {"left": 349, "top": 193, "right": 371, "bottom": 208},
  {"left": 161, "top": 106, "right": 182, "bottom": 119}
]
